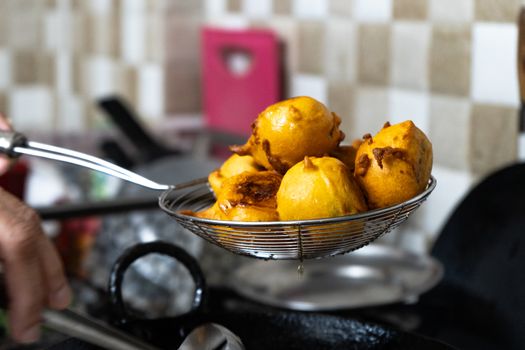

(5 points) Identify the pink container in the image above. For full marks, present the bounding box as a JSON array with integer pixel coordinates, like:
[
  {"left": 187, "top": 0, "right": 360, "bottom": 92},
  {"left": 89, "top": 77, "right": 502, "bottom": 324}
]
[{"left": 202, "top": 27, "right": 281, "bottom": 136}]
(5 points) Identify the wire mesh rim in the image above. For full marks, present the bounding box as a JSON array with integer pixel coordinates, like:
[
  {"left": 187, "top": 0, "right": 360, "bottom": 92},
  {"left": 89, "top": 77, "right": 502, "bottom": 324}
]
[
  {"left": 158, "top": 175, "right": 436, "bottom": 227},
  {"left": 157, "top": 175, "right": 436, "bottom": 259}
]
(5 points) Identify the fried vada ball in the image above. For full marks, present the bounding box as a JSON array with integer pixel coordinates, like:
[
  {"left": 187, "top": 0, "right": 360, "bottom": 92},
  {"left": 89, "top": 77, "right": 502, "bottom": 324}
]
[
  {"left": 277, "top": 156, "right": 367, "bottom": 221},
  {"left": 231, "top": 96, "right": 345, "bottom": 174},
  {"left": 192, "top": 202, "right": 227, "bottom": 220},
  {"left": 215, "top": 171, "right": 282, "bottom": 221},
  {"left": 208, "top": 154, "right": 262, "bottom": 195},
  {"left": 329, "top": 139, "right": 363, "bottom": 173},
  {"left": 354, "top": 121, "right": 433, "bottom": 209}
]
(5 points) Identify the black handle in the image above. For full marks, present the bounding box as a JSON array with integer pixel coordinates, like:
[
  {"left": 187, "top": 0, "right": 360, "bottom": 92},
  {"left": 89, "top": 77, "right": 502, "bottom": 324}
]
[
  {"left": 108, "top": 241, "right": 207, "bottom": 325},
  {"left": 97, "top": 96, "right": 175, "bottom": 162}
]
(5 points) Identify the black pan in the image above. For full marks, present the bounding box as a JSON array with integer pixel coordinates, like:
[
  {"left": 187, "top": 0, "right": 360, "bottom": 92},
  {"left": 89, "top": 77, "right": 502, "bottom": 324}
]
[{"left": 98, "top": 241, "right": 455, "bottom": 350}]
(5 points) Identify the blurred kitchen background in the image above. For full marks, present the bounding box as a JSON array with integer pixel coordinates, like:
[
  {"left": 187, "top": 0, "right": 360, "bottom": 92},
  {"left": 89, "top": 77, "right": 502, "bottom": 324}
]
[{"left": 1, "top": 0, "right": 525, "bottom": 252}]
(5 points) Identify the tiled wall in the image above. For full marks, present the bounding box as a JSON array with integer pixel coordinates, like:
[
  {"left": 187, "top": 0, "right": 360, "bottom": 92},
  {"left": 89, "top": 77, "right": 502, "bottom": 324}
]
[
  {"left": 206, "top": 0, "right": 525, "bottom": 248},
  {"left": 1, "top": 0, "right": 524, "bottom": 247},
  {"left": 0, "top": 0, "right": 176, "bottom": 134}
]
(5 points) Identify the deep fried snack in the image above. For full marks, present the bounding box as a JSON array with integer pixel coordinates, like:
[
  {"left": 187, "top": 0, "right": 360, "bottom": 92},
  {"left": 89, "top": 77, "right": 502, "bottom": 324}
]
[
  {"left": 329, "top": 138, "right": 362, "bottom": 173},
  {"left": 277, "top": 156, "right": 367, "bottom": 221},
  {"left": 354, "top": 121, "right": 433, "bottom": 209},
  {"left": 231, "top": 96, "right": 345, "bottom": 174},
  {"left": 208, "top": 154, "right": 262, "bottom": 195},
  {"left": 193, "top": 171, "right": 282, "bottom": 222}
]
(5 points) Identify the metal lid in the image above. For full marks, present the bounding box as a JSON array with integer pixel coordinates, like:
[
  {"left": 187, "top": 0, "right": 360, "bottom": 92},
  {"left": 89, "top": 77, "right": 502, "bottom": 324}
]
[{"left": 230, "top": 244, "right": 443, "bottom": 311}]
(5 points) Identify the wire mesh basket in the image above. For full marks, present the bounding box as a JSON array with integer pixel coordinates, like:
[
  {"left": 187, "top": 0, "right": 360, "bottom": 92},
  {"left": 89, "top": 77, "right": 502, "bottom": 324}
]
[
  {"left": 159, "top": 176, "right": 437, "bottom": 260},
  {"left": 0, "top": 130, "right": 437, "bottom": 261}
]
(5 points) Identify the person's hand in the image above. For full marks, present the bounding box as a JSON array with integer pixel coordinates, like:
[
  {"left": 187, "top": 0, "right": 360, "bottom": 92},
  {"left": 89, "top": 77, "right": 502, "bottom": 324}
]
[
  {"left": 0, "top": 113, "right": 71, "bottom": 342},
  {"left": 0, "top": 114, "right": 13, "bottom": 175},
  {"left": 0, "top": 184, "right": 72, "bottom": 343}
]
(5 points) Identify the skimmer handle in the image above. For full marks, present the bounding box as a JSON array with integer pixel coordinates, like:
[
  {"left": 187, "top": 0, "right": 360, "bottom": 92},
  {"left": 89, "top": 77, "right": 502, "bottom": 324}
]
[{"left": 0, "top": 130, "right": 170, "bottom": 191}]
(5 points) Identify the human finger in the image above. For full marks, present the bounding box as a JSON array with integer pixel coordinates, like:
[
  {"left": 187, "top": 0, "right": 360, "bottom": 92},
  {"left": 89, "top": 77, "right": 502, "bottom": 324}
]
[
  {"left": 0, "top": 113, "right": 13, "bottom": 175},
  {"left": 0, "top": 189, "right": 46, "bottom": 343},
  {"left": 38, "top": 236, "right": 71, "bottom": 310}
]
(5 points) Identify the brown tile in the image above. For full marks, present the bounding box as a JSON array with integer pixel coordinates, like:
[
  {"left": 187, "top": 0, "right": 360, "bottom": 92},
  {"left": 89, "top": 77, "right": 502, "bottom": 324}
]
[
  {"left": 146, "top": 14, "right": 166, "bottom": 62},
  {"left": 227, "top": 0, "right": 242, "bottom": 12},
  {"left": 13, "top": 51, "right": 37, "bottom": 84},
  {"left": 298, "top": 21, "right": 325, "bottom": 75},
  {"left": 165, "top": 16, "right": 202, "bottom": 61},
  {"left": 393, "top": 0, "right": 428, "bottom": 19},
  {"left": 165, "top": 0, "right": 204, "bottom": 15},
  {"left": 429, "top": 95, "right": 471, "bottom": 170},
  {"left": 72, "top": 54, "right": 84, "bottom": 95},
  {"left": 37, "top": 53, "right": 55, "bottom": 86},
  {"left": 72, "top": 13, "right": 87, "bottom": 54},
  {"left": 165, "top": 58, "right": 202, "bottom": 113},
  {"left": 84, "top": 14, "right": 119, "bottom": 57},
  {"left": 470, "top": 103, "right": 518, "bottom": 175},
  {"left": 274, "top": 0, "right": 292, "bottom": 15},
  {"left": 325, "top": 20, "right": 356, "bottom": 82},
  {"left": 357, "top": 24, "right": 390, "bottom": 86},
  {"left": 115, "top": 65, "right": 138, "bottom": 105},
  {"left": 264, "top": 18, "right": 299, "bottom": 75},
  {"left": 7, "top": 13, "right": 43, "bottom": 49},
  {"left": 0, "top": 7, "right": 7, "bottom": 46},
  {"left": 0, "top": 92, "right": 7, "bottom": 115},
  {"left": 330, "top": 0, "right": 352, "bottom": 17},
  {"left": 430, "top": 24, "right": 471, "bottom": 96},
  {"left": 328, "top": 81, "right": 355, "bottom": 137},
  {"left": 475, "top": 0, "right": 520, "bottom": 22}
]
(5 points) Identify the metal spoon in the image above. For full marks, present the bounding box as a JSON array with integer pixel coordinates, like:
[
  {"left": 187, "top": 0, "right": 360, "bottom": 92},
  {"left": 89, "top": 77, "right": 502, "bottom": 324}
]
[
  {"left": 43, "top": 308, "right": 160, "bottom": 350},
  {"left": 178, "top": 323, "right": 245, "bottom": 350}
]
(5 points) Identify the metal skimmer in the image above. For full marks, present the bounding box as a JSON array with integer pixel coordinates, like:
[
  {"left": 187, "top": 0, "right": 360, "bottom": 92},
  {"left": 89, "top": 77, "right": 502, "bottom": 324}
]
[{"left": 0, "top": 130, "right": 436, "bottom": 260}]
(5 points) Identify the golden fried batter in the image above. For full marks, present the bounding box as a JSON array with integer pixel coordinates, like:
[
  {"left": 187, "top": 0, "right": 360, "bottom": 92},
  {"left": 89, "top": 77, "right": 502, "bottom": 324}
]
[
  {"left": 277, "top": 156, "right": 367, "bottom": 221},
  {"left": 354, "top": 120, "right": 433, "bottom": 209},
  {"left": 196, "top": 171, "right": 282, "bottom": 222},
  {"left": 231, "top": 96, "right": 345, "bottom": 174},
  {"left": 329, "top": 139, "right": 362, "bottom": 173},
  {"left": 208, "top": 154, "right": 261, "bottom": 195}
]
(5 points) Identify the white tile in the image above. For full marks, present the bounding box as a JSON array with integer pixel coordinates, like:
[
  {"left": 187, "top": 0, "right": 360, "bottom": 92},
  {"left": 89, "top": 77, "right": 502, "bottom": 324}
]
[
  {"left": 10, "top": 86, "right": 54, "bottom": 132},
  {"left": 324, "top": 20, "right": 357, "bottom": 82},
  {"left": 391, "top": 23, "right": 430, "bottom": 90},
  {"left": 138, "top": 64, "right": 164, "bottom": 120},
  {"left": 290, "top": 74, "right": 327, "bottom": 105},
  {"left": 471, "top": 23, "right": 519, "bottom": 107},
  {"left": 55, "top": 53, "right": 72, "bottom": 93},
  {"left": 204, "top": 0, "right": 227, "bottom": 18},
  {"left": 120, "top": 14, "right": 146, "bottom": 64},
  {"left": 0, "top": 49, "right": 11, "bottom": 89},
  {"left": 429, "top": 0, "right": 473, "bottom": 22},
  {"left": 396, "top": 226, "right": 428, "bottom": 254},
  {"left": 88, "top": 0, "right": 113, "bottom": 15},
  {"left": 292, "top": 0, "right": 329, "bottom": 18},
  {"left": 120, "top": 0, "right": 146, "bottom": 13},
  {"left": 243, "top": 0, "right": 273, "bottom": 18},
  {"left": 389, "top": 88, "right": 429, "bottom": 134},
  {"left": 44, "top": 11, "right": 60, "bottom": 50},
  {"left": 353, "top": 86, "right": 389, "bottom": 140},
  {"left": 25, "top": 158, "right": 69, "bottom": 206},
  {"left": 429, "top": 95, "right": 471, "bottom": 170},
  {"left": 410, "top": 165, "right": 475, "bottom": 239},
  {"left": 85, "top": 56, "right": 116, "bottom": 99},
  {"left": 205, "top": 15, "right": 250, "bottom": 29},
  {"left": 519, "top": 133, "right": 525, "bottom": 162},
  {"left": 56, "top": 95, "right": 86, "bottom": 132},
  {"left": 353, "top": 0, "right": 392, "bottom": 22}
]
